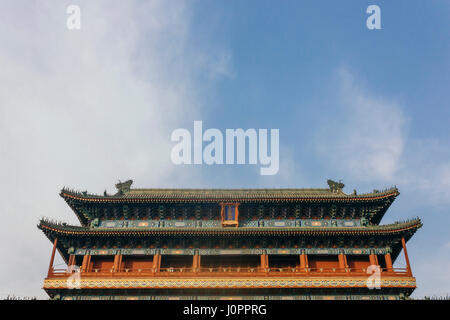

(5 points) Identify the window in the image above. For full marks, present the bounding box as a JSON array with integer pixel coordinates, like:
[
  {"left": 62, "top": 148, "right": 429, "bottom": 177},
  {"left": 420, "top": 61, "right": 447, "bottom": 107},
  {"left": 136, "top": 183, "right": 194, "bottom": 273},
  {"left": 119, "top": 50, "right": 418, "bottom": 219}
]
[
  {"left": 220, "top": 203, "right": 239, "bottom": 227},
  {"left": 225, "top": 205, "right": 236, "bottom": 220}
]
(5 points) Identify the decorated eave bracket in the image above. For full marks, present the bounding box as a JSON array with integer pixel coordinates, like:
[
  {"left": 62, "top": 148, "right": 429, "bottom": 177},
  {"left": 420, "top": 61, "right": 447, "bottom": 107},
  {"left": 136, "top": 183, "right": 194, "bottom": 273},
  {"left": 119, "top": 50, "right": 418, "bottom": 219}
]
[{"left": 220, "top": 202, "right": 240, "bottom": 227}]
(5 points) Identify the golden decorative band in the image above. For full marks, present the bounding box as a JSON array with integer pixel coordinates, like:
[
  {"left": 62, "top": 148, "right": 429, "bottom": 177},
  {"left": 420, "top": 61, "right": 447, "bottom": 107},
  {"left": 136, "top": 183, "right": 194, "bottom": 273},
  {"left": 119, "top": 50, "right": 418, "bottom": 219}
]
[{"left": 44, "top": 277, "right": 416, "bottom": 289}]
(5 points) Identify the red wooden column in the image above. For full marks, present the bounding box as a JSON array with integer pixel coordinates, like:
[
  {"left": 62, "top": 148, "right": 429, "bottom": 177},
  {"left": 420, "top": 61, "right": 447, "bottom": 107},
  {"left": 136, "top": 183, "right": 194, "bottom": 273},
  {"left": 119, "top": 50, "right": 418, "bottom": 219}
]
[
  {"left": 81, "top": 255, "right": 90, "bottom": 272},
  {"left": 260, "top": 254, "right": 265, "bottom": 271},
  {"left": 118, "top": 254, "right": 123, "bottom": 272},
  {"left": 385, "top": 253, "right": 393, "bottom": 272},
  {"left": 113, "top": 254, "right": 122, "bottom": 272},
  {"left": 401, "top": 237, "right": 413, "bottom": 276},
  {"left": 343, "top": 254, "right": 349, "bottom": 272},
  {"left": 192, "top": 253, "right": 200, "bottom": 272},
  {"left": 68, "top": 255, "right": 75, "bottom": 267},
  {"left": 299, "top": 253, "right": 307, "bottom": 272},
  {"left": 304, "top": 254, "right": 309, "bottom": 273},
  {"left": 113, "top": 254, "right": 118, "bottom": 272},
  {"left": 153, "top": 254, "right": 161, "bottom": 273},
  {"left": 158, "top": 255, "right": 162, "bottom": 271},
  {"left": 369, "top": 254, "right": 378, "bottom": 266},
  {"left": 338, "top": 253, "right": 347, "bottom": 272},
  {"left": 87, "top": 255, "right": 92, "bottom": 272},
  {"left": 152, "top": 254, "right": 158, "bottom": 272},
  {"left": 299, "top": 254, "right": 304, "bottom": 270},
  {"left": 260, "top": 254, "right": 268, "bottom": 272},
  {"left": 192, "top": 254, "right": 197, "bottom": 271},
  {"left": 47, "top": 238, "right": 58, "bottom": 277}
]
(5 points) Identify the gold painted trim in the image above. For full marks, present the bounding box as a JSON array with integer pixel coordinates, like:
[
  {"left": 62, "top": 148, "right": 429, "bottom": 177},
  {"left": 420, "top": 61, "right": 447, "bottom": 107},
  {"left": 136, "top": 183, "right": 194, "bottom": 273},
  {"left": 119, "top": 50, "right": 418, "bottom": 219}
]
[{"left": 44, "top": 277, "right": 416, "bottom": 289}]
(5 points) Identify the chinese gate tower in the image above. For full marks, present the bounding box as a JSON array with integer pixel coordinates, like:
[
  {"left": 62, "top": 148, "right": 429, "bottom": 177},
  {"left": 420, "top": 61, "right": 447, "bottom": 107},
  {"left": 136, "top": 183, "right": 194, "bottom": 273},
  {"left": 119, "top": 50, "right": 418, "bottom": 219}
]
[{"left": 39, "top": 179, "right": 421, "bottom": 300}]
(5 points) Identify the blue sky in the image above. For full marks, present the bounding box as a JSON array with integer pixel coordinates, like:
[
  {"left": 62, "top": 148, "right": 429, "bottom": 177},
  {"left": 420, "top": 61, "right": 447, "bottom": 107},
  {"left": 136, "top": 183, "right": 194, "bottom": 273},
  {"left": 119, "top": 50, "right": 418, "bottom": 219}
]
[{"left": 0, "top": 1, "right": 449, "bottom": 298}]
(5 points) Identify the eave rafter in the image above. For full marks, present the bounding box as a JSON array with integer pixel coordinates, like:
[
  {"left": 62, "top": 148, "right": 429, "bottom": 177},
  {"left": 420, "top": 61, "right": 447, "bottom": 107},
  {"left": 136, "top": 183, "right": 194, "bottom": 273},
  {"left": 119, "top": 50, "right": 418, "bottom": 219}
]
[{"left": 38, "top": 218, "right": 422, "bottom": 239}]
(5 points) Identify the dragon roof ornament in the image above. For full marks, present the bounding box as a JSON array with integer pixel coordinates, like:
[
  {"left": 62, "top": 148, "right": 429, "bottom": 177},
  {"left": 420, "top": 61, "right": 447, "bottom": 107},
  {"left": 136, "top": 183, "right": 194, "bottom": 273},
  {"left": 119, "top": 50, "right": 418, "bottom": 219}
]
[
  {"left": 327, "top": 179, "right": 345, "bottom": 193},
  {"left": 115, "top": 179, "right": 133, "bottom": 195}
]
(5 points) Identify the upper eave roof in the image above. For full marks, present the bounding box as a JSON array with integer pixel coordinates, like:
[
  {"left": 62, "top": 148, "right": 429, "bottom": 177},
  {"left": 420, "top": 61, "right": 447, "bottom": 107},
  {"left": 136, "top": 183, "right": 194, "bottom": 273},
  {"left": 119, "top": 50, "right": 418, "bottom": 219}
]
[
  {"left": 60, "top": 187, "right": 400, "bottom": 203},
  {"left": 59, "top": 182, "right": 400, "bottom": 227}
]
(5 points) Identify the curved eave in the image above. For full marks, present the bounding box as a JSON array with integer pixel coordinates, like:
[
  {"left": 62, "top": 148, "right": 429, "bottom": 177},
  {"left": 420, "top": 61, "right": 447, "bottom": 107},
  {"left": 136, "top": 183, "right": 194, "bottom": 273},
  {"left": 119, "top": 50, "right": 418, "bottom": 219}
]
[
  {"left": 60, "top": 189, "right": 399, "bottom": 203},
  {"left": 38, "top": 218, "right": 421, "bottom": 239},
  {"left": 60, "top": 192, "right": 89, "bottom": 227},
  {"left": 390, "top": 223, "right": 421, "bottom": 263}
]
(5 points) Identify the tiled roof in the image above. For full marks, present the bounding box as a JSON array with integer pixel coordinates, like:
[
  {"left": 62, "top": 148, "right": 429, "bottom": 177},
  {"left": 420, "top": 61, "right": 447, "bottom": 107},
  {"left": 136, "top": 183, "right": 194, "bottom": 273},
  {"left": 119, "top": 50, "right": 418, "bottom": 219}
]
[
  {"left": 60, "top": 187, "right": 399, "bottom": 203},
  {"left": 38, "top": 218, "right": 421, "bottom": 238}
]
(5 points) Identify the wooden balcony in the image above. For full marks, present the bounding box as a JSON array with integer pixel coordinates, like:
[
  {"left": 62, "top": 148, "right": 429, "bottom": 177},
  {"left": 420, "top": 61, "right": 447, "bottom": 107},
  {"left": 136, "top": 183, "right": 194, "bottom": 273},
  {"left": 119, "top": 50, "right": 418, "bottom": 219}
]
[{"left": 47, "top": 266, "right": 411, "bottom": 279}]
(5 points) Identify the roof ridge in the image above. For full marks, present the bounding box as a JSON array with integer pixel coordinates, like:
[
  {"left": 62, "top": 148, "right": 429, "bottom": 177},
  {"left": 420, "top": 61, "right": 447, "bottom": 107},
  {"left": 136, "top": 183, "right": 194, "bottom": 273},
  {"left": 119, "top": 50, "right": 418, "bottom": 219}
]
[{"left": 60, "top": 186, "right": 399, "bottom": 198}]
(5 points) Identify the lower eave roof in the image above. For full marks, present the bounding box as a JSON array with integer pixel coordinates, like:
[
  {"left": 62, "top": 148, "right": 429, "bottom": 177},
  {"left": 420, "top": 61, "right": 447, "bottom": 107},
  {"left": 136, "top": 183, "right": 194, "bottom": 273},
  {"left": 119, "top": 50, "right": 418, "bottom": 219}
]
[{"left": 38, "top": 218, "right": 422, "bottom": 238}]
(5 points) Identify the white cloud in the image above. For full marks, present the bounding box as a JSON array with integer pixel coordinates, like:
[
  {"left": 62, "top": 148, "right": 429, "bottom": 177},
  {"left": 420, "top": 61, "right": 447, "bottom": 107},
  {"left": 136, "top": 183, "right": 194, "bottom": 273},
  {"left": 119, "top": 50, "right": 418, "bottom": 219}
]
[
  {"left": 395, "top": 139, "right": 450, "bottom": 205},
  {"left": 315, "top": 68, "right": 450, "bottom": 206},
  {"left": 0, "top": 1, "right": 231, "bottom": 298},
  {"left": 314, "top": 69, "right": 450, "bottom": 298},
  {"left": 206, "top": 51, "right": 235, "bottom": 80},
  {"left": 256, "top": 144, "right": 302, "bottom": 187},
  {"left": 316, "top": 67, "right": 408, "bottom": 182}
]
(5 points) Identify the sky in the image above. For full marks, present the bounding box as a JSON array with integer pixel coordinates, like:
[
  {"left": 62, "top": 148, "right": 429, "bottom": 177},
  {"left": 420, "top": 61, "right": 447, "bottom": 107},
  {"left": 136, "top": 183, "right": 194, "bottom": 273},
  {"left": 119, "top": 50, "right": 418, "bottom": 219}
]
[{"left": 0, "top": 0, "right": 449, "bottom": 298}]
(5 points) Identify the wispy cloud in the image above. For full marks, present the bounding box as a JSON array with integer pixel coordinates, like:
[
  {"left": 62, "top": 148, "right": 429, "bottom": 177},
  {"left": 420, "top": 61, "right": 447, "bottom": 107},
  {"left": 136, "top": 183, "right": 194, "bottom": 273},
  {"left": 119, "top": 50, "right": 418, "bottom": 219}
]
[
  {"left": 316, "top": 67, "right": 408, "bottom": 182},
  {"left": 396, "top": 139, "right": 450, "bottom": 205},
  {"left": 313, "top": 67, "right": 450, "bottom": 297},
  {"left": 206, "top": 51, "right": 235, "bottom": 80},
  {"left": 0, "top": 1, "right": 231, "bottom": 298},
  {"left": 316, "top": 67, "right": 450, "bottom": 206}
]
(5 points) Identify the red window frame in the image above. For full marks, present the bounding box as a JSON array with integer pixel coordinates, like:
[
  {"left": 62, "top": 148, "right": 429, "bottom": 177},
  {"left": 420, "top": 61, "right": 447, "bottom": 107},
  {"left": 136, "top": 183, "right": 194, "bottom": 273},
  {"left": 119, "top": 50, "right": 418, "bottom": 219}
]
[{"left": 220, "top": 203, "right": 240, "bottom": 227}]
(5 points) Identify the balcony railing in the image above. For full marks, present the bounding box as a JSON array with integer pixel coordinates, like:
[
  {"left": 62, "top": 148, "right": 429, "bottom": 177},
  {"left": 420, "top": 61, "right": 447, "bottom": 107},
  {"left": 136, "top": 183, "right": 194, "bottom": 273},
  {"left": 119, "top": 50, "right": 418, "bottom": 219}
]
[{"left": 48, "top": 266, "right": 411, "bottom": 278}]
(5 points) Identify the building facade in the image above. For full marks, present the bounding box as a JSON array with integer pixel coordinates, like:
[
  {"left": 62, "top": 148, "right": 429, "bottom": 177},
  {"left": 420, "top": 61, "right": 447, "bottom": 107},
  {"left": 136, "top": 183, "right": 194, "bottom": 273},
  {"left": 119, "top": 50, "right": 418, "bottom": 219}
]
[{"left": 38, "top": 180, "right": 421, "bottom": 300}]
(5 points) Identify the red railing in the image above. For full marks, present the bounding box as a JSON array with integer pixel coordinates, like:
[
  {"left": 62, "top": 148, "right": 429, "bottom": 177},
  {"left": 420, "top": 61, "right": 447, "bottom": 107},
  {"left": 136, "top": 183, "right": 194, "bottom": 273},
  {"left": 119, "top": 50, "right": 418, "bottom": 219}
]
[{"left": 48, "top": 266, "right": 411, "bottom": 278}]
